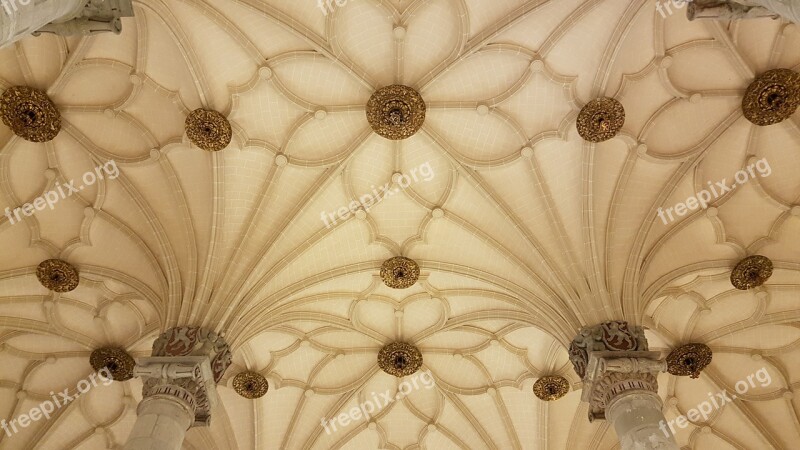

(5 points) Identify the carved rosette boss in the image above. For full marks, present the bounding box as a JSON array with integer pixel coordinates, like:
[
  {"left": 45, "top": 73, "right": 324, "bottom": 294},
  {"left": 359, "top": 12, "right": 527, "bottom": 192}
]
[
  {"left": 569, "top": 321, "right": 677, "bottom": 449},
  {"left": 0, "top": 86, "right": 61, "bottom": 142},
  {"left": 366, "top": 85, "right": 426, "bottom": 140},
  {"left": 135, "top": 327, "right": 232, "bottom": 427},
  {"left": 576, "top": 97, "right": 625, "bottom": 142},
  {"left": 742, "top": 69, "right": 800, "bottom": 126}
]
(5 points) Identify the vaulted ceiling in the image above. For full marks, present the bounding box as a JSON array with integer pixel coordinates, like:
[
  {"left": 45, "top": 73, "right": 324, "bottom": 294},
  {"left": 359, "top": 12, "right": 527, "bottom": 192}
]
[{"left": 0, "top": 0, "right": 799, "bottom": 449}]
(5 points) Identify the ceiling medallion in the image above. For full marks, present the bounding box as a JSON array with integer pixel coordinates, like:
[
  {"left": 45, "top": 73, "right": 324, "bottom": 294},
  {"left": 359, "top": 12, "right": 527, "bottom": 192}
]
[
  {"left": 666, "top": 343, "right": 712, "bottom": 379},
  {"left": 366, "top": 85, "right": 426, "bottom": 140},
  {"left": 232, "top": 371, "right": 269, "bottom": 399},
  {"left": 0, "top": 86, "right": 61, "bottom": 142},
  {"left": 378, "top": 342, "right": 423, "bottom": 377},
  {"left": 576, "top": 97, "right": 625, "bottom": 142},
  {"left": 380, "top": 256, "right": 420, "bottom": 289},
  {"left": 89, "top": 347, "right": 136, "bottom": 381},
  {"left": 533, "top": 375, "right": 570, "bottom": 401},
  {"left": 185, "top": 108, "right": 232, "bottom": 151},
  {"left": 730, "top": 255, "right": 773, "bottom": 290},
  {"left": 742, "top": 69, "right": 800, "bottom": 126},
  {"left": 36, "top": 259, "right": 79, "bottom": 292}
]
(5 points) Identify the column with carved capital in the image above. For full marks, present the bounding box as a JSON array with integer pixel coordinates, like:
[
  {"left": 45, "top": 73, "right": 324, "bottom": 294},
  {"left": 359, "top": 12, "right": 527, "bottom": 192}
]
[
  {"left": 0, "top": 0, "right": 134, "bottom": 48},
  {"left": 569, "top": 321, "right": 678, "bottom": 450},
  {"left": 123, "top": 327, "right": 232, "bottom": 450},
  {"left": 0, "top": 0, "right": 82, "bottom": 47},
  {"left": 746, "top": 0, "right": 800, "bottom": 22},
  {"left": 687, "top": 0, "right": 800, "bottom": 23}
]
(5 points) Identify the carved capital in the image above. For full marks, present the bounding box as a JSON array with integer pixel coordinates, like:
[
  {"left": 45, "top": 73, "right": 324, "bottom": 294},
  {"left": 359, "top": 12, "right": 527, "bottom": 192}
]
[
  {"left": 33, "top": 0, "right": 134, "bottom": 37},
  {"left": 569, "top": 321, "right": 648, "bottom": 378},
  {"left": 151, "top": 327, "right": 232, "bottom": 383},
  {"left": 134, "top": 357, "right": 206, "bottom": 380},
  {"left": 601, "top": 357, "right": 667, "bottom": 374},
  {"left": 570, "top": 322, "right": 666, "bottom": 421},
  {"left": 136, "top": 328, "right": 232, "bottom": 427},
  {"left": 137, "top": 356, "right": 217, "bottom": 427},
  {"left": 687, "top": 0, "right": 779, "bottom": 20}
]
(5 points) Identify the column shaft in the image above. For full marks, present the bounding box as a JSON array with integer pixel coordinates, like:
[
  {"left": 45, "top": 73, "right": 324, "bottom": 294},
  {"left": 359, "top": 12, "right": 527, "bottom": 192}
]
[
  {"left": 122, "top": 328, "right": 233, "bottom": 449},
  {"left": 0, "top": 0, "right": 84, "bottom": 47},
  {"left": 606, "top": 392, "right": 679, "bottom": 450},
  {"left": 123, "top": 395, "right": 194, "bottom": 450}
]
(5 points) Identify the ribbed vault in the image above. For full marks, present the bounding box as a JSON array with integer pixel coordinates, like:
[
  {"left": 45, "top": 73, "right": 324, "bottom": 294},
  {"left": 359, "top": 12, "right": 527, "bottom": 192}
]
[{"left": 0, "top": 0, "right": 799, "bottom": 449}]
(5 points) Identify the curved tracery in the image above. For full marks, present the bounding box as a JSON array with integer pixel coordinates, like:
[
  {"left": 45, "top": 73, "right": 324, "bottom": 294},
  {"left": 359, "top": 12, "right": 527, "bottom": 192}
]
[{"left": 0, "top": 1, "right": 798, "bottom": 449}]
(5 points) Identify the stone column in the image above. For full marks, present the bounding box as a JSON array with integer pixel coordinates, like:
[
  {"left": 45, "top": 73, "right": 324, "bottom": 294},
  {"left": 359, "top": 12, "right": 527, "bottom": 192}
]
[
  {"left": 0, "top": 0, "right": 83, "bottom": 46},
  {"left": 124, "top": 393, "right": 194, "bottom": 450},
  {"left": 746, "top": 0, "right": 800, "bottom": 22},
  {"left": 0, "top": 0, "right": 134, "bottom": 48},
  {"left": 569, "top": 321, "right": 679, "bottom": 450},
  {"left": 123, "top": 327, "right": 232, "bottom": 450},
  {"left": 687, "top": 0, "right": 800, "bottom": 23}
]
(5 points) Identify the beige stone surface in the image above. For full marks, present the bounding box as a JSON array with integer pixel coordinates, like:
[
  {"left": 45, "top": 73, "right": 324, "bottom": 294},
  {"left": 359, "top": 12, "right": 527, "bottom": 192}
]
[{"left": 0, "top": 1, "right": 798, "bottom": 449}]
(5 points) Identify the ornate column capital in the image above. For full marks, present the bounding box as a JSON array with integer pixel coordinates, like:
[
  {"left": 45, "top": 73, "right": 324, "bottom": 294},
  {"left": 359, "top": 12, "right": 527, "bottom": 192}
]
[
  {"left": 687, "top": 0, "right": 800, "bottom": 23},
  {"left": 32, "top": 0, "right": 134, "bottom": 37},
  {"left": 687, "top": 0, "right": 779, "bottom": 20},
  {"left": 569, "top": 321, "right": 648, "bottom": 378},
  {"left": 136, "top": 327, "right": 232, "bottom": 427},
  {"left": 569, "top": 321, "right": 666, "bottom": 422}
]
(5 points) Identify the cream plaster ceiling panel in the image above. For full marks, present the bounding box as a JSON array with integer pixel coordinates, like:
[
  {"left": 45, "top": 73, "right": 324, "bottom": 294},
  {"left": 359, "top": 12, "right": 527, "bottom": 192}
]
[{"left": 0, "top": 0, "right": 799, "bottom": 449}]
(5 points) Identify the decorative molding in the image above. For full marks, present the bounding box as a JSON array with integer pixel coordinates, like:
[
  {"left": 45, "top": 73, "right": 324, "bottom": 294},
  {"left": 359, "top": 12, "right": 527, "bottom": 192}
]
[
  {"left": 135, "top": 327, "right": 233, "bottom": 427},
  {"left": 185, "top": 109, "right": 232, "bottom": 151},
  {"left": 730, "top": 255, "right": 773, "bottom": 290},
  {"left": 742, "top": 69, "right": 800, "bottom": 126},
  {"left": 576, "top": 97, "right": 625, "bottom": 142},
  {"left": 151, "top": 327, "right": 231, "bottom": 382},
  {"left": 666, "top": 343, "right": 712, "bottom": 379},
  {"left": 533, "top": 375, "right": 570, "bottom": 401},
  {"left": 380, "top": 256, "right": 420, "bottom": 289},
  {"left": 687, "top": 0, "right": 779, "bottom": 20},
  {"left": 0, "top": 86, "right": 61, "bottom": 142},
  {"left": 570, "top": 322, "right": 665, "bottom": 422},
  {"left": 90, "top": 347, "right": 136, "bottom": 381},
  {"left": 366, "top": 85, "right": 426, "bottom": 140},
  {"left": 569, "top": 321, "right": 646, "bottom": 379},
  {"left": 588, "top": 371, "right": 659, "bottom": 420},
  {"left": 232, "top": 371, "right": 269, "bottom": 399},
  {"left": 36, "top": 259, "right": 79, "bottom": 292},
  {"left": 32, "top": 0, "right": 135, "bottom": 37},
  {"left": 142, "top": 378, "right": 199, "bottom": 416},
  {"left": 137, "top": 356, "right": 215, "bottom": 427},
  {"left": 378, "top": 342, "right": 422, "bottom": 377}
]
